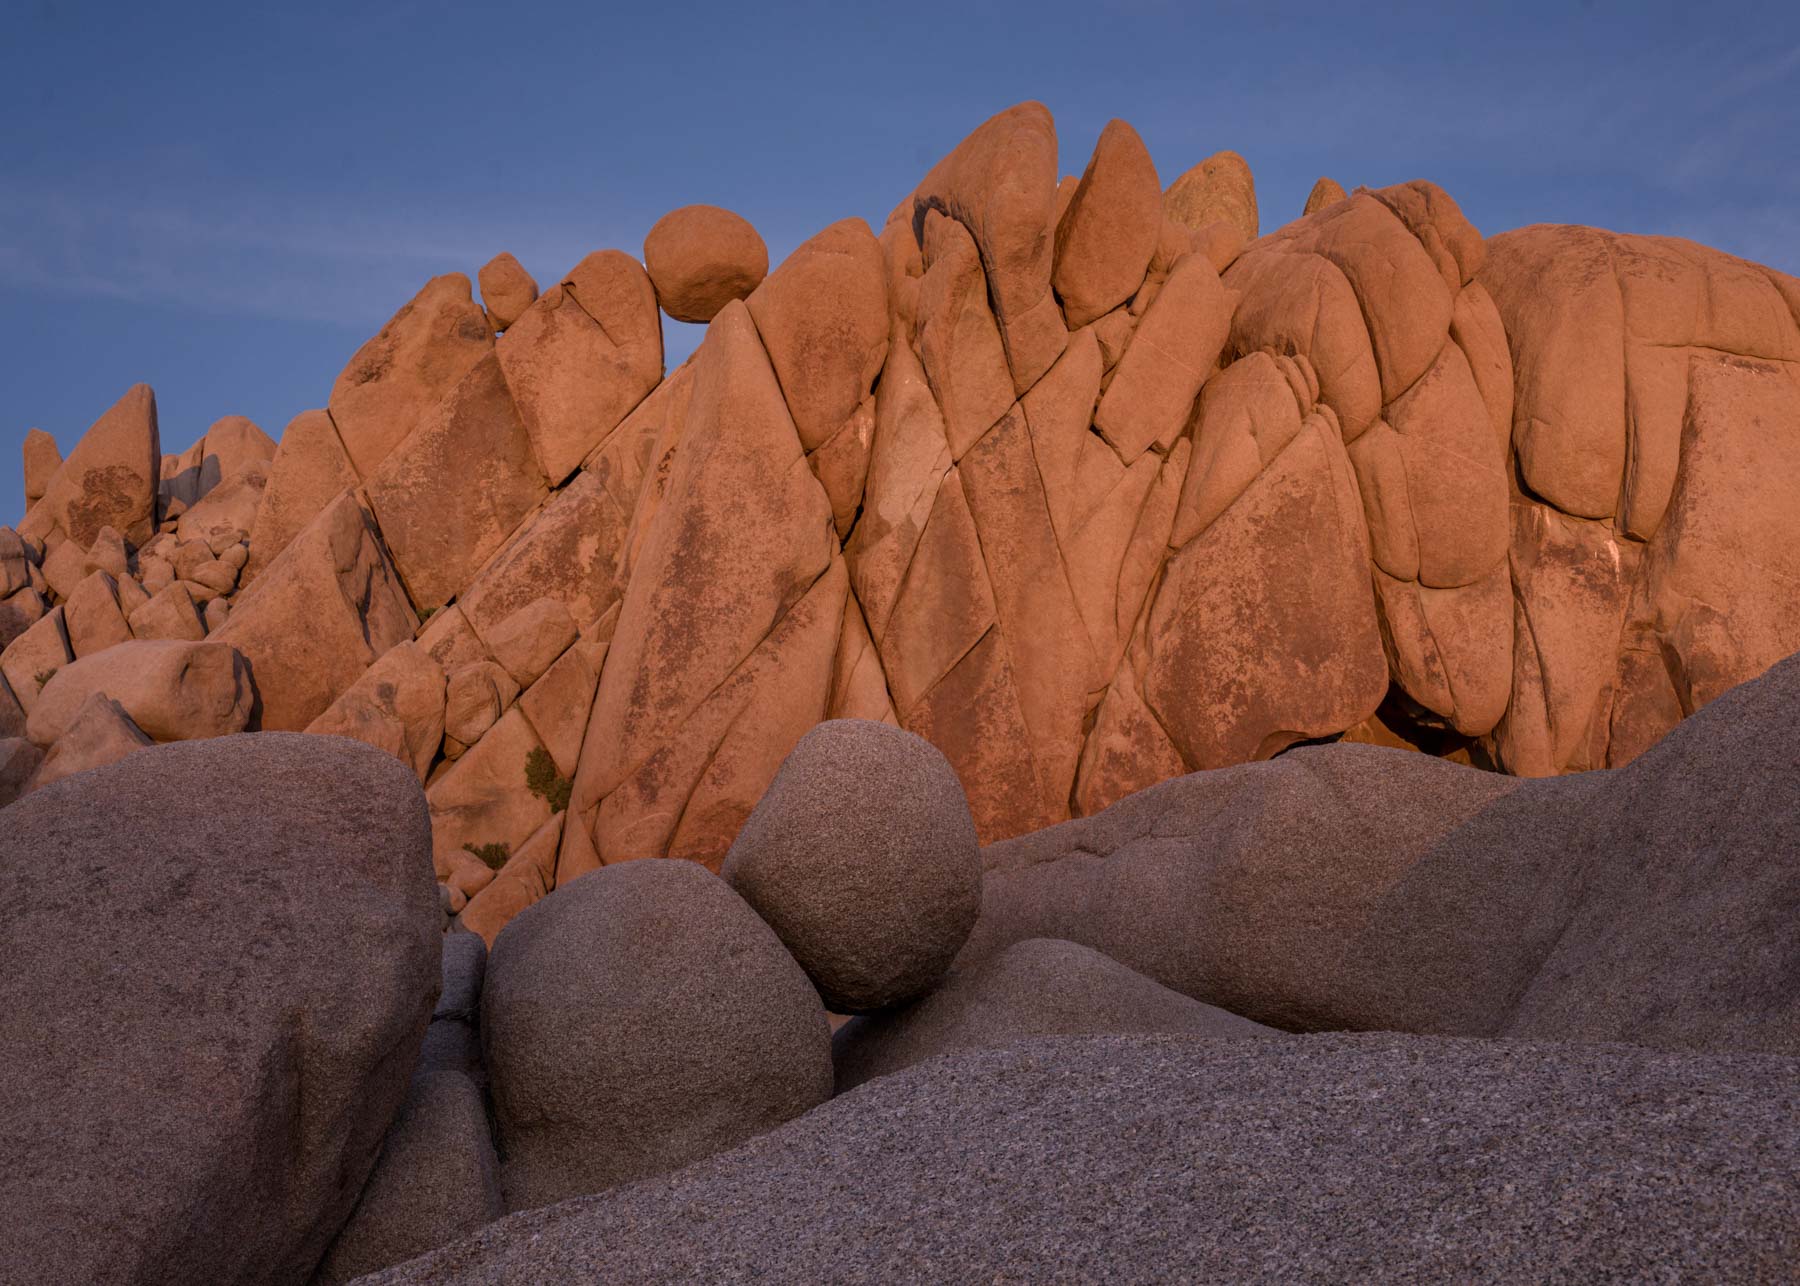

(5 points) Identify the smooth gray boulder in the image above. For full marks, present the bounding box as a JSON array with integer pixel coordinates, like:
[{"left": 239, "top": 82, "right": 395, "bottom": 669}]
[
  {"left": 483, "top": 859, "right": 832, "bottom": 1213},
  {"left": 0, "top": 733, "right": 440, "bottom": 1286},
  {"left": 722, "top": 719, "right": 981, "bottom": 1013}
]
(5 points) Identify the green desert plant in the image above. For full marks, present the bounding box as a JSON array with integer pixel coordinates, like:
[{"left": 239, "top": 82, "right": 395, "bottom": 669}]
[
  {"left": 463, "top": 840, "right": 510, "bottom": 871},
  {"left": 34, "top": 669, "right": 56, "bottom": 691},
  {"left": 416, "top": 604, "right": 437, "bottom": 625},
  {"left": 525, "top": 746, "right": 572, "bottom": 813}
]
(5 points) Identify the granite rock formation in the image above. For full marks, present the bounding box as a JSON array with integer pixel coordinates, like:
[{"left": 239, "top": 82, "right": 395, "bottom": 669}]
[{"left": 6, "top": 98, "right": 1799, "bottom": 948}]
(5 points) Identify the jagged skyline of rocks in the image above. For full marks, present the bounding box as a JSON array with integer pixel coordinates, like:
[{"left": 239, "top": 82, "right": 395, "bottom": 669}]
[{"left": 6, "top": 3, "right": 1798, "bottom": 518}]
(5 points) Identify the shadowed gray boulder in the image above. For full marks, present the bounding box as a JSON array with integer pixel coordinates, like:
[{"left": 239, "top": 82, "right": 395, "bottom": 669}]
[
  {"left": 960, "top": 650, "right": 1800, "bottom": 1056},
  {"left": 0, "top": 733, "right": 440, "bottom": 1286},
  {"left": 833, "top": 937, "right": 1275, "bottom": 1091},
  {"left": 312, "top": 1071, "right": 502, "bottom": 1285},
  {"left": 358, "top": 1034, "right": 1800, "bottom": 1284},
  {"left": 482, "top": 859, "right": 832, "bottom": 1214}
]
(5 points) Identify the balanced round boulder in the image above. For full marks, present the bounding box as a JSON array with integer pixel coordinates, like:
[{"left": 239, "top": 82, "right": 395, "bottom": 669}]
[
  {"left": 481, "top": 858, "right": 831, "bottom": 1213},
  {"left": 833, "top": 937, "right": 1276, "bottom": 1091},
  {"left": 721, "top": 719, "right": 981, "bottom": 1014},
  {"left": 642, "top": 204, "right": 769, "bottom": 323},
  {"left": 477, "top": 252, "right": 538, "bottom": 331}
]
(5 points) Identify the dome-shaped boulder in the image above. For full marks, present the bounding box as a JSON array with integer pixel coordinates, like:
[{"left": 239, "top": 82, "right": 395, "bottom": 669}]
[{"left": 722, "top": 719, "right": 981, "bottom": 1013}]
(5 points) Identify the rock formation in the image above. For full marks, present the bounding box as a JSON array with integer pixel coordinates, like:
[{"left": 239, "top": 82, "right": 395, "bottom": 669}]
[{"left": 6, "top": 97, "right": 1800, "bottom": 951}]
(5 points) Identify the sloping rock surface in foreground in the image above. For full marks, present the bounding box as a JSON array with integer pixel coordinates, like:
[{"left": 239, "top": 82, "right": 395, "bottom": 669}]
[
  {"left": 360, "top": 1034, "right": 1799, "bottom": 1284},
  {"left": 0, "top": 734, "right": 441, "bottom": 1286}
]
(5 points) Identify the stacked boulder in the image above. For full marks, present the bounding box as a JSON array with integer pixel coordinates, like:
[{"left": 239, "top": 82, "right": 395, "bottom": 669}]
[{"left": 8, "top": 99, "right": 1800, "bottom": 953}]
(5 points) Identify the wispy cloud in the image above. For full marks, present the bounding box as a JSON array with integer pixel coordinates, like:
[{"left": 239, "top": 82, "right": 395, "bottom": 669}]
[{"left": 0, "top": 183, "right": 634, "bottom": 329}]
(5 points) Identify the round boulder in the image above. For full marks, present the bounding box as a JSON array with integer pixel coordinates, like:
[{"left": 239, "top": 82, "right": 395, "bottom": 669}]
[
  {"left": 482, "top": 859, "right": 831, "bottom": 1213},
  {"left": 721, "top": 719, "right": 981, "bottom": 1014},
  {"left": 642, "top": 204, "right": 769, "bottom": 323}
]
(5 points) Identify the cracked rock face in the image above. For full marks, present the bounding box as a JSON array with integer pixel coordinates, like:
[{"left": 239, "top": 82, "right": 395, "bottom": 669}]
[{"left": 8, "top": 99, "right": 1800, "bottom": 943}]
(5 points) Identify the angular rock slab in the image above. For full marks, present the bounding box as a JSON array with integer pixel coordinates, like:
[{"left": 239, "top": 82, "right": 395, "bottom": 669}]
[
  {"left": 0, "top": 734, "right": 440, "bottom": 1286},
  {"left": 34, "top": 383, "right": 161, "bottom": 547},
  {"left": 214, "top": 491, "right": 417, "bottom": 731}
]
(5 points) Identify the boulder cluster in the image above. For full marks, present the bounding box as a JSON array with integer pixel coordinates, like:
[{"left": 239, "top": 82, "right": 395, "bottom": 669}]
[
  {"left": 6, "top": 100, "right": 1799, "bottom": 954},
  {"left": 6, "top": 652, "right": 1795, "bottom": 1281}
]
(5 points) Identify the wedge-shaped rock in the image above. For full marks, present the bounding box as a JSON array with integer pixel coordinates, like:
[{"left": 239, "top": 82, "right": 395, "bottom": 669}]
[
  {"left": 40, "top": 536, "right": 89, "bottom": 599},
  {"left": 456, "top": 812, "right": 562, "bottom": 948},
  {"left": 1609, "top": 357, "right": 1800, "bottom": 760},
  {"left": 330, "top": 273, "right": 493, "bottom": 477},
  {"left": 0, "top": 604, "right": 71, "bottom": 718},
  {"left": 959, "top": 402, "right": 1104, "bottom": 825},
  {"left": 1093, "top": 253, "right": 1233, "bottom": 460},
  {"left": 428, "top": 706, "right": 553, "bottom": 887},
  {"left": 1053, "top": 119, "right": 1162, "bottom": 329},
  {"left": 484, "top": 596, "right": 576, "bottom": 690},
  {"left": 161, "top": 414, "right": 277, "bottom": 516},
  {"left": 1, "top": 734, "right": 440, "bottom": 1286},
  {"left": 243, "top": 409, "right": 361, "bottom": 585},
  {"left": 306, "top": 640, "right": 446, "bottom": 782},
  {"left": 128, "top": 581, "right": 206, "bottom": 641},
  {"left": 62, "top": 569, "right": 133, "bottom": 658},
  {"left": 497, "top": 251, "right": 663, "bottom": 485},
  {"left": 0, "top": 527, "right": 28, "bottom": 598},
  {"left": 1164, "top": 149, "right": 1258, "bottom": 241},
  {"left": 912, "top": 101, "right": 1067, "bottom": 392},
  {"left": 518, "top": 639, "right": 602, "bottom": 779},
  {"left": 35, "top": 383, "right": 160, "bottom": 547},
  {"left": 807, "top": 394, "right": 876, "bottom": 539},
  {"left": 1304, "top": 176, "right": 1348, "bottom": 215},
  {"left": 570, "top": 301, "right": 840, "bottom": 865},
  {"left": 844, "top": 338, "right": 954, "bottom": 641},
  {"left": 366, "top": 351, "right": 549, "bottom": 611},
  {"left": 214, "top": 492, "right": 417, "bottom": 731},
  {"left": 915, "top": 209, "right": 1014, "bottom": 460},
  {"left": 25, "top": 690, "right": 151, "bottom": 790},
  {"left": 0, "top": 585, "right": 46, "bottom": 654},
  {"left": 745, "top": 218, "right": 887, "bottom": 451},
  {"left": 1492, "top": 503, "right": 1635, "bottom": 776}
]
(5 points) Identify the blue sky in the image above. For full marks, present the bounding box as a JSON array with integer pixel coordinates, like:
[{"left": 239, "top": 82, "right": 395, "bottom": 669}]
[{"left": 4, "top": 0, "right": 1798, "bottom": 528}]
